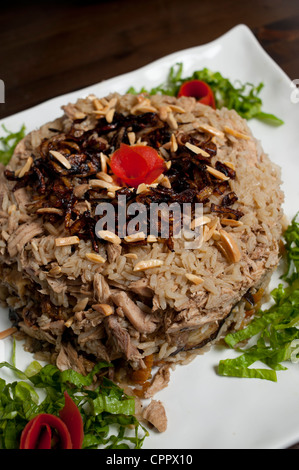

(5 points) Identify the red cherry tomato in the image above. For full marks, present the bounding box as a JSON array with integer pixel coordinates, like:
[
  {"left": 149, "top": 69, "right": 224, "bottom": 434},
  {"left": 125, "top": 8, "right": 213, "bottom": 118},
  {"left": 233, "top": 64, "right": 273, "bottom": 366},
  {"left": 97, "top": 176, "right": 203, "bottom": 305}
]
[
  {"left": 110, "top": 143, "right": 165, "bottom": 187},
  {"left": 178, "top": 80, "right": 216, "bottom": 108}
]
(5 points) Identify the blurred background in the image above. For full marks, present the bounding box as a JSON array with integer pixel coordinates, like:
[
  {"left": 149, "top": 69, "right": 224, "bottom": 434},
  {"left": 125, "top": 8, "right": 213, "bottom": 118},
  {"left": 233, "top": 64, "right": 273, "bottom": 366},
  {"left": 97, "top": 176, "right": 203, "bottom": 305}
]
[{"left": 0, "top": 0, "right": 298, "bottom": 118}]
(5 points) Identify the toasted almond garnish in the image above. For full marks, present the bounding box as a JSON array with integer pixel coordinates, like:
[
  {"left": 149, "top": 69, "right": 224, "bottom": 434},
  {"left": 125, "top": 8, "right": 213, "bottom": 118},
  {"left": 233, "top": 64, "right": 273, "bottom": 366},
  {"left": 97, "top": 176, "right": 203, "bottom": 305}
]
[
  {"left": 7, "top": 204, "right": 16, "bottom": 215},
  {"left": 85, "top": 252, "right": 106, "bottom": 264},
  {"left": 18, "top": 156, "right": 33, "bottom": 178},
  {"left": 204, "top": 218, "right": 219, "bottom": 242},
  {"left": 96, "top": 171, "right": 113, "bottom": 183},
  {"left": 92, "top": 303, "right": 114, "bottom": 316},
  {"left": 206, "top": 166, "right": 230, "bottom": 181},
  {"left": 0, "top": 327, "right": 18, "bottom": 340},
  {"left": 166, "top": 112, "right": 178, "bottom": 130},
  {"left": 198, "top": 123, "right": 225, "bottom": 139},
  {"left": 160, "top": 175, "right": 171, "bottom": 189},
  {"left": 219, "top": 229, "right": 241, "bottom": 263},
  {"left": 37, "top": 208, "right": 64, "bottom": 216},
  {"left": 185, "top": 142, "right": 210, "bottom": 157},
  {"left": 185, "top": 273, "right": 204, "bottom": 285},
  {"left": 124, "top": 253, "right": 138, "bottom": 259},
  {"left": 106, "top": 108, "right": 115, "bottom": 123},
  {"left": 147, "top": 235, "right": 158, "bottom": 243},
  {"left": 165, "top": 160, "right": 172, "bottom": 170},
  {"left": 89, "top": 179, "right": 113, "bottom": 189},
  {"left": 133, "top": 259, "right": 164, "bottom": 271},
  {"left": 158, "top": 105, "right": 171, "bottom": 121},
  {"left": 190, "top": 216, "right": 211, "bottom": 229},
  {"left": 224, "top": 126, "right": 251, "bottom": 140},
  {"left": 100, "top": 152, "right": 108, "bottom": 173},
  {"left": 136, "top": 183, "right": 149, "bottom": 195},
  {"left": 221, "top": 218, "right": 243, "bottom": 227},
  {"left": 55, "top": 236, "right": 80, "bottom": 247},
  {"left": 65, "top": 316, "right": 74, "bottom": 328},
  {"left": 170, "top": 133, "right": 178, "bottom": 152},
  {"left": 222, "top": 161, "right": 235, "bottom": 170},
  {"left": 168, "top": 104, "right": 186, "bottom": 114},
  {"left": 128, "top": 131, "right": 136, "bottom": 145},
  {"left": 124, "top": 232, "right": 146, "bottom": 243},
  {"left": 93, "top": 98, "right": 104, "bottom": 110},
  {"left": 50, "top": 150, "right": 71, "bottom": 170},
  {"left": 98, "top": 230, "right": 121, "bottom": 245},
  {"left": 73, "top": 297, "right": 89, "bottom": 313}
]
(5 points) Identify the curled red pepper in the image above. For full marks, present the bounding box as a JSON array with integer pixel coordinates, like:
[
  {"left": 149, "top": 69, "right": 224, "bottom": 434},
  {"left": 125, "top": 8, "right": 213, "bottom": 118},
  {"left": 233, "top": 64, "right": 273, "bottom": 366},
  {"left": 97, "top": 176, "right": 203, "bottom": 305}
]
[
  {"left": 178, "top": 80, "right": 216, "bottom": 109},
  {"left": 19, "top": 391, "right": 84, "bottom": 449},
  {"left": 110, "top": 143, "right": 166, "bottom": 188}
]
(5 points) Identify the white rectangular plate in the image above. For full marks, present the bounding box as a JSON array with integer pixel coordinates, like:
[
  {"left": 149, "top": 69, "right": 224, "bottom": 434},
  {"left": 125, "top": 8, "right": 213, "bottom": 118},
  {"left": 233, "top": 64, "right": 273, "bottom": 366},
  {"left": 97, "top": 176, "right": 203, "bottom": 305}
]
[{"left": 1, "top": 24, "right": 299, "bottom": 449}]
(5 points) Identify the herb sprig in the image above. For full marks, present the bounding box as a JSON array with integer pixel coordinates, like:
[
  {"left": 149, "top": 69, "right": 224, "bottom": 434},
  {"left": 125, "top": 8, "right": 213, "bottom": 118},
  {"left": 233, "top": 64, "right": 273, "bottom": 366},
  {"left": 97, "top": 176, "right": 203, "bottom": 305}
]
[
  {"left": 0, "top": 359, "right": 148, "bottom": 449},
  {"left": 128, "top": 63, "right": 283, "bottom": 126},
  {"left": 0, "top": 124, "right": 26, "bottom": 166},
  {"left": 218, "top": 213, "right": 299, "bottom": 382}
]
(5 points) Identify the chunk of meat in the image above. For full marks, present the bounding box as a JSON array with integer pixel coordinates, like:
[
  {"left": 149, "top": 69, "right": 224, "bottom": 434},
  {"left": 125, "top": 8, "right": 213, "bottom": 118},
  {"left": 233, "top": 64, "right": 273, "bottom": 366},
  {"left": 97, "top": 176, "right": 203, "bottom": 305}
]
[
  {"left": 104, "top": 314, "right": 143, "bottom": 364},
  {"left": 56, "top": 342, "right": 87, "bottom": 375},
  {"left": 93, "top": 273, "right": 111, "bottom": 303},
  {"left": 7, "top": 221, "right": 43, "bottom": 257},
  {"left": 142, "top": 400, "right": 167, "bottom": 433},
  {"left": 129, "top": 278, "right": 153, "bottom": 298},
  {"left": 144, "top": 364, "right": 171, "bottom": 398},
  {"left": 106, "top": 243, "right": 122, "bottom": 263},
  {"left": 111, "top": 290, "right": 157, "bottom": 334}
]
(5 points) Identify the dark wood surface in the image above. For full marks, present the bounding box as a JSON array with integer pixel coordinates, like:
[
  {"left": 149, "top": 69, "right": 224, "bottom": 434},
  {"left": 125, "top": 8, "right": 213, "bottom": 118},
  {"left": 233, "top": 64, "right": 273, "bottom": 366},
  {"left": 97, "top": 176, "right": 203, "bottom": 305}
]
[
  {"left": 1, "top": 0, "right": 299, "bottom": 449},
  {"left": 0, "top": 0, "right": 298, "bottom": 119}
]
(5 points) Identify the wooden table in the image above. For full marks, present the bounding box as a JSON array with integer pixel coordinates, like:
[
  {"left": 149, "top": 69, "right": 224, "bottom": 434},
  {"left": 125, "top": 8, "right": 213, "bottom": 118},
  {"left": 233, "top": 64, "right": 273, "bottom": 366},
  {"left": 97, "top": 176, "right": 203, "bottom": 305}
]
[{"left": 0, "top": 0, "right": 299, "bottom": 449}]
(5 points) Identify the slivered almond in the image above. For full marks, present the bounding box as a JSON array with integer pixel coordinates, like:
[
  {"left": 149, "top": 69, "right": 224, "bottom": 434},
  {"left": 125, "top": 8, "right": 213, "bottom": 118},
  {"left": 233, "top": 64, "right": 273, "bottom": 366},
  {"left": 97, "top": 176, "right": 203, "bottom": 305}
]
[
  {"left": 55, "top": 236, "right": 80, "bottom": 247},
  {"left": 133, "top": 259, "right": 164, "bottom": 271},
  {"left": 224, "top": 126, "right": 251, "bottom": 140},
  {"left": 100, "top": 152, "right": 108, "bottom": 173},
  {"left": 93, "top": 303, "right": 114, "bottom": 316},
  {"left": 168, "top": 104, "right": 186, "bottom": 114},
  {"left": 73, "top": 297, "right": 89, "bottom": 313},
  {"left": 85, "top": 252, "right": 106, "bottom": 264},
  {"left": 18, "top": 156, "right": 33, "bottom": 178},
  {"left": 106, "top": 108, "right": 115, "bottom": 123},
  {"left": 37, "top": 208, "right": 64, "bottom": 216},
  {"left": 98, "top": 230, "right": 121, "bottom": 245},
  {"left": 190, "top": 216, "right": 211, "bottom": 229},
  {"left": 89, "top": 179, "right": 113, "bottom": 189},
  {"left": 128, "top": 131, "right": 136, "bottom": 145},
  {"left": 65, "top": 316, "right": 74, "bottom": 328},
  {"left": 198, "top": 123, "right": 225, "bottom": 139},
  {"left": 185, "top": 273, "right": 204, "bottom": 285},
  {"left": 147, "top": 235, "right": 158, "bottom": 243},
  {"left": 222, "top": 160, "right": 235, "bottom": 170},
  {"left": 93, "top": 98, "right": 104, "bottom": 110},
  {"left": 160, "top": 175, "right": 171, "bottom": 189},
  {"left": 204, "top": 218, "right": 219, "bottom": 242},
  {"left": 170, "top": 133, "right": 178, "bottom": 152},
  {"left": 96, "top": 172, "right": 113, "bottom": 183},
  {"left": 166, "top": 112, "right": 178, "bottom": 130},
  {"left": 219, "top": 229, "right": 241, "bottom": 263},
  {"left": 136, "top": 183, "right": 149, "bottom": 194},
  {"left": 124, "top": 232, "right": 146, "bottom": 243},
  {"left": 124, "top": 253, "right": 138, "bottom": 259},
  {"left": 0, "top": 327, "right": 18, "bottom": 340},
  {"left": 221, "top": 218, "right": 243, "bottom": 227},
  {"left": 50, "top": 150, "right": 71, "bottom": 169},
  {"left": 185, "top": 142, "right": 210, "bottom": 157},
  {"left": 165, "top": 160, "right": 172, "bottom": 170},
  {"left": 206, "top": 166, "right": 230, "bottom": 181}
]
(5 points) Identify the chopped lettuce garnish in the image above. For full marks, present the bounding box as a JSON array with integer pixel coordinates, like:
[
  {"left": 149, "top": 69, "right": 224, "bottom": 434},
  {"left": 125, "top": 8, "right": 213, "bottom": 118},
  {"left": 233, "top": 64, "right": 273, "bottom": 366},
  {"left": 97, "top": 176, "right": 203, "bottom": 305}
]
[
  {"left": 0, "top": 124, "right": 26, "bottom": 166},
  {"left": 0, "top": 360, "right": 148, "bottom": 449},
  {"left": 218, "top": 213, "right": 299, "bottom": 382},
  {"left": 128, "top": 63, "right": 284, "bottom": 125}
]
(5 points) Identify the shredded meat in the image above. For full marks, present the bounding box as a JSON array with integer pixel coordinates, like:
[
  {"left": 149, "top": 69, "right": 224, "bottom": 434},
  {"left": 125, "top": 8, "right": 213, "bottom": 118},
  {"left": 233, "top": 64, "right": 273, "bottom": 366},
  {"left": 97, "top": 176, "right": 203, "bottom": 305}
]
[
  {"left": 142, "top": 400, "right": 168, "bottom": 433},
  {"left": 111, "top": 290, "right": 157, "bottom": 334}
]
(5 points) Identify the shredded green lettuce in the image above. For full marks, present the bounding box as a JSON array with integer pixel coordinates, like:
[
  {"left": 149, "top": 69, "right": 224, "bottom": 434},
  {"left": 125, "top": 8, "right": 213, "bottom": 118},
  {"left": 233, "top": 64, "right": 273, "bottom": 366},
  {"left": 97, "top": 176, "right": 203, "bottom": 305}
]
[
  {"left": 0, "top": 124, "right": 26, "bottom": 166},
  {"left": 218, "top": 213, "right": 299, "bottom": 382},
  {"left": 127, "top": 63, "right": 283, "bottom": 125},
  {"left": 0, "top": 359, "right": 148, "bottom": 449}
]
